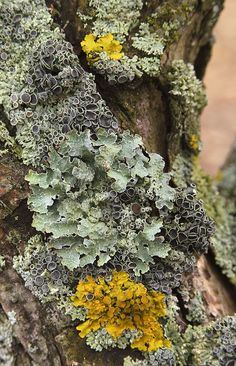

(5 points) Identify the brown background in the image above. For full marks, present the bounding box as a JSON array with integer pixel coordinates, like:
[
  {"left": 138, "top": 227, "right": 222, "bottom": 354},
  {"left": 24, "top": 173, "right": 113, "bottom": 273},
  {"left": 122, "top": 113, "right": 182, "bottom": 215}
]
[{"left": 201, "top": 0, "right": 236, "bottom": 175}]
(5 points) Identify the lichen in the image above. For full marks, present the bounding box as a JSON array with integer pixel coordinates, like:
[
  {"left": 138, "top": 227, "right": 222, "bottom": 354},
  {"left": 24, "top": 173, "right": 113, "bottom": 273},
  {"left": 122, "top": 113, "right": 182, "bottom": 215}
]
[
  {"left": 163, "top": 298, "right": 236, "bottom": 366},
  {"left": 132, "top": 23, "right": 165, "bottom": 56},
  {"left": 13, "top": 235, "right": 74, "bottom": 303},
  {"left": 189, "top": 134, "right": 200, "bottom": 152},
  {"left": 77, "top": 0, "right": 197, "bottom": 82},
  {"left": 172, "top": 152, "right": 236, "bottom": 285},
  {"left": 191, "top": 157, "right": 236, "bottom": 285},
  {"left": 86, "top": 0, "right": 143, "bottom": 42},
  {"left": 1, "top": 1, "right": 220, "bottom": 363},
  {"left": 166, "top": 60, "right": 207, "bottom": 116},
  {"left": 165, "top": 60, "right": 207, "bottom": 162},
  {"left": 0, "top": 121, "right": 18, "bottom": 157},
  {"left": 71, "top": 271, "right": 171, "bottom": 352},
  {"left": 86, "top": 328, "right": 140, "bottom": 352},
  {"left": 0, "top": 0, "right": 119, "bottom": 166},
  {"left": 25, "top": 128, "right": 214, "bottom": 281},
  {"left": 25, "top": 127, "right": 176, "bottom": 274},
  {"left": 123, "top": 348, "right": 176, "bottom": 366},
  {"left": 81, "top": 33, "right": 123, "bottom": 64}
]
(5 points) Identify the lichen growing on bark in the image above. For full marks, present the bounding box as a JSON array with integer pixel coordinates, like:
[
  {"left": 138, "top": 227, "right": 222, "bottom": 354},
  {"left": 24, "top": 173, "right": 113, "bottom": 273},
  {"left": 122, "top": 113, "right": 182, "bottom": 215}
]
[{"left": 0, "top": 0, "right": 235, "bottom": 365}]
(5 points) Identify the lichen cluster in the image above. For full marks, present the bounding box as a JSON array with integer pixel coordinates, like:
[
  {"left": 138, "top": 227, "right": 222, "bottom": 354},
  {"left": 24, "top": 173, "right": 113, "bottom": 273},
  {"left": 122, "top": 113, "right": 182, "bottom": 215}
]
[
  {"left": 26, "top": 128, "right": 177, "bottom": 274},
  {"left": 13, "top": 235, "right": 73, "bottom": 302},
  {"left": 124, "top": 348, "right": 176, "bottom": 366},
  {"left": 191, "top": 157, "right": 236, "bottom": 285},
  {"left": 81, "top": 33, "right": 123, "bottom": 64},
  {"left": 176, "top": 316, "right": 236, "bottom": 366},
  {"left": 165, "top": 60, "right": 207, "bottom": 161},
  {"left": 71, "top": 271, "right": 170, "bottom": 352},
  {"left": 0, "top": 0, "right": 227, "bottom": 365},
  {"left": 0, "top": 0, "right": 120, "bottom": 166},
  {"left": 77, "top": 1, "right": 196, "bottom": 82}
]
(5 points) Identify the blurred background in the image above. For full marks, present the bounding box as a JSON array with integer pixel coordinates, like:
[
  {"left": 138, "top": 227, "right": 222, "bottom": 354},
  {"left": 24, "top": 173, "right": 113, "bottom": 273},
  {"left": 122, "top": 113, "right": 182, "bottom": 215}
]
[{"left": 201, "top": 0, "right": 236, "bottom": 175}]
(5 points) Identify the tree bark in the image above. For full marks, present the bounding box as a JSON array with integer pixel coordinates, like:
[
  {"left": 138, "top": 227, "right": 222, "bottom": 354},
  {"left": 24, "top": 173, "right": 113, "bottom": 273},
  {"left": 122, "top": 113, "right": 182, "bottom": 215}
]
[{"left": 0, "top": 1, "right": 235, "bottom": 365}]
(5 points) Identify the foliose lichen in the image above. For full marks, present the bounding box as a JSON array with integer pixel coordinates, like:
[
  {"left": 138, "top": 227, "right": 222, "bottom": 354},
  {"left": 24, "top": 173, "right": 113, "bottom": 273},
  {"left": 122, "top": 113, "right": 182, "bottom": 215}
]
[
  {"left": 25, "top": 128, "right": 177, "bottom": 274},
  {"left": 191, "top": 157, "right": 236, "bottom": 285},
  {"left": 77, "top": 1, "right": 197, "bottom": 83},
  {"left": 13, "top": 235, "right": 73, "bottom": 302},
  {"left": 0, "top": 0, "right": 119, "bottom": 166},
  {"left": 86, "top": 328, "right": 140, "bottom": 352},
  {"left": 1, "top": 0, "right": 219, "bottom": 363},
  {"left": 81, "top": 33, "right": 123, "bottom": 64},
  {"left": 85, "top": 0, "right": 143, "bottom": 42},
  {"left": 123, "top": 348, "right": 176, "bottom": 366},
  {"left": 71, "top": 271, "right": 171, "bottom": 352},
  {"left": 159, "top": 297, "right": 236, "bottom": 366}
]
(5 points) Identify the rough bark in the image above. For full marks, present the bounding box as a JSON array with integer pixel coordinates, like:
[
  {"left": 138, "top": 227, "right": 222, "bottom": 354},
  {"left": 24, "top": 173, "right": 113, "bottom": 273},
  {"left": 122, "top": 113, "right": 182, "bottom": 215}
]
[{"left": 0, "top": 1, "right": 235, "bottom": 365}]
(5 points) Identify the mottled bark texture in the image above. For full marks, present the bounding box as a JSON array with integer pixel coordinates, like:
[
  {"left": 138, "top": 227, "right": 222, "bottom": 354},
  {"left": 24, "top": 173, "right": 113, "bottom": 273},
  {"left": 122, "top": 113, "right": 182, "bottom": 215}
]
[{"left": 1, "top": 1, "right": 236, "bottom": 365}]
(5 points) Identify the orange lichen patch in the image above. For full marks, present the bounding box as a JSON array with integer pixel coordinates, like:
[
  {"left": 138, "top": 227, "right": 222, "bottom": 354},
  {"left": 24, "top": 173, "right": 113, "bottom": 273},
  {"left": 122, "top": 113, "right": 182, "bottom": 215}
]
[
  {"left": 71, "top": 271, "right": 171, "bottom": 352},
  {"left": 81, "top": 33, "right": 123, "bottom": 64}
]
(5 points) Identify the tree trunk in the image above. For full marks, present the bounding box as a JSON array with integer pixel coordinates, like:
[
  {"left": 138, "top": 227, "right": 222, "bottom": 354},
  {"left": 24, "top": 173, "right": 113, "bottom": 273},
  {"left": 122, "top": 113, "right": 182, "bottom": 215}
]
[{"left": 0, "top": 1, "right": 235, "bottom": 365}]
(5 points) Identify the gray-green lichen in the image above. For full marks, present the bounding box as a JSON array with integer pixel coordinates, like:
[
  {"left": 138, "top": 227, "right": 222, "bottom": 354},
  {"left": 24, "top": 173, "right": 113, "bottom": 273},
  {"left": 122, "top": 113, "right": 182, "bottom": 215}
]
[
  {"left": 0, "top": 0, "right": 225, "bottom": 363},
  {"left": 13, "top": 235, "right": 73, "bottom": 302},
  {"left": 184, "top": 289, "right": 207, "bottom": 325},
  {"left": 178, "top": 316, "right": 236, "bottom": 366},
  {"left": 160, "top": 298, "right": 236, "bottom": 366},
  {"left": 86, "top": 329, "right": 140, "bottom": 352},
  {"left": 87, "top": 0, "right": 143, "bottom": 42},
  {"left": 0, "top": 0, "right": 119, "bottom": 166},
  {"left": 25, "top": 128, "right": 176, "bottom": 274},
  {"left": 123, "top": 348, "right": 176, "bottom": 366},
  {"left": 166, "top": 60, "right": 207, "bottom": 118},
  {"left": 78, "top": 0, "right": 197, "bottom": 82},
  {"left": 25, "top": 125, "right": 214, "bottom": 283},
  {"left": 165, "top": 60, "right": 207, "bottom": 158},
  {"left": 132, "top": 23, "right": 165, "bottom": 56},
  {"left": 191, "top": 158, "right": 236, "bottom": 285},
  {"left": 0, "top": 121, "right": 17, "bottom": 156},
  {"left": 172, "top": 153, "right": 236, "bottom": 285}
]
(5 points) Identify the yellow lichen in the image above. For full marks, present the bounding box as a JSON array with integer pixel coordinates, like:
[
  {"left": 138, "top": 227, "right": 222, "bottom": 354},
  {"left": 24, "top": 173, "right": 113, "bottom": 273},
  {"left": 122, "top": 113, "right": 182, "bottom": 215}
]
[
  {"left": 81, "top": 33, "right": 123, "bottom": 64},
  {"left": 71, "top": 271, "right": 171, "bottom": 352},
  {"left": 190, "top": 134, "right": 199, "bottom": 151}
]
